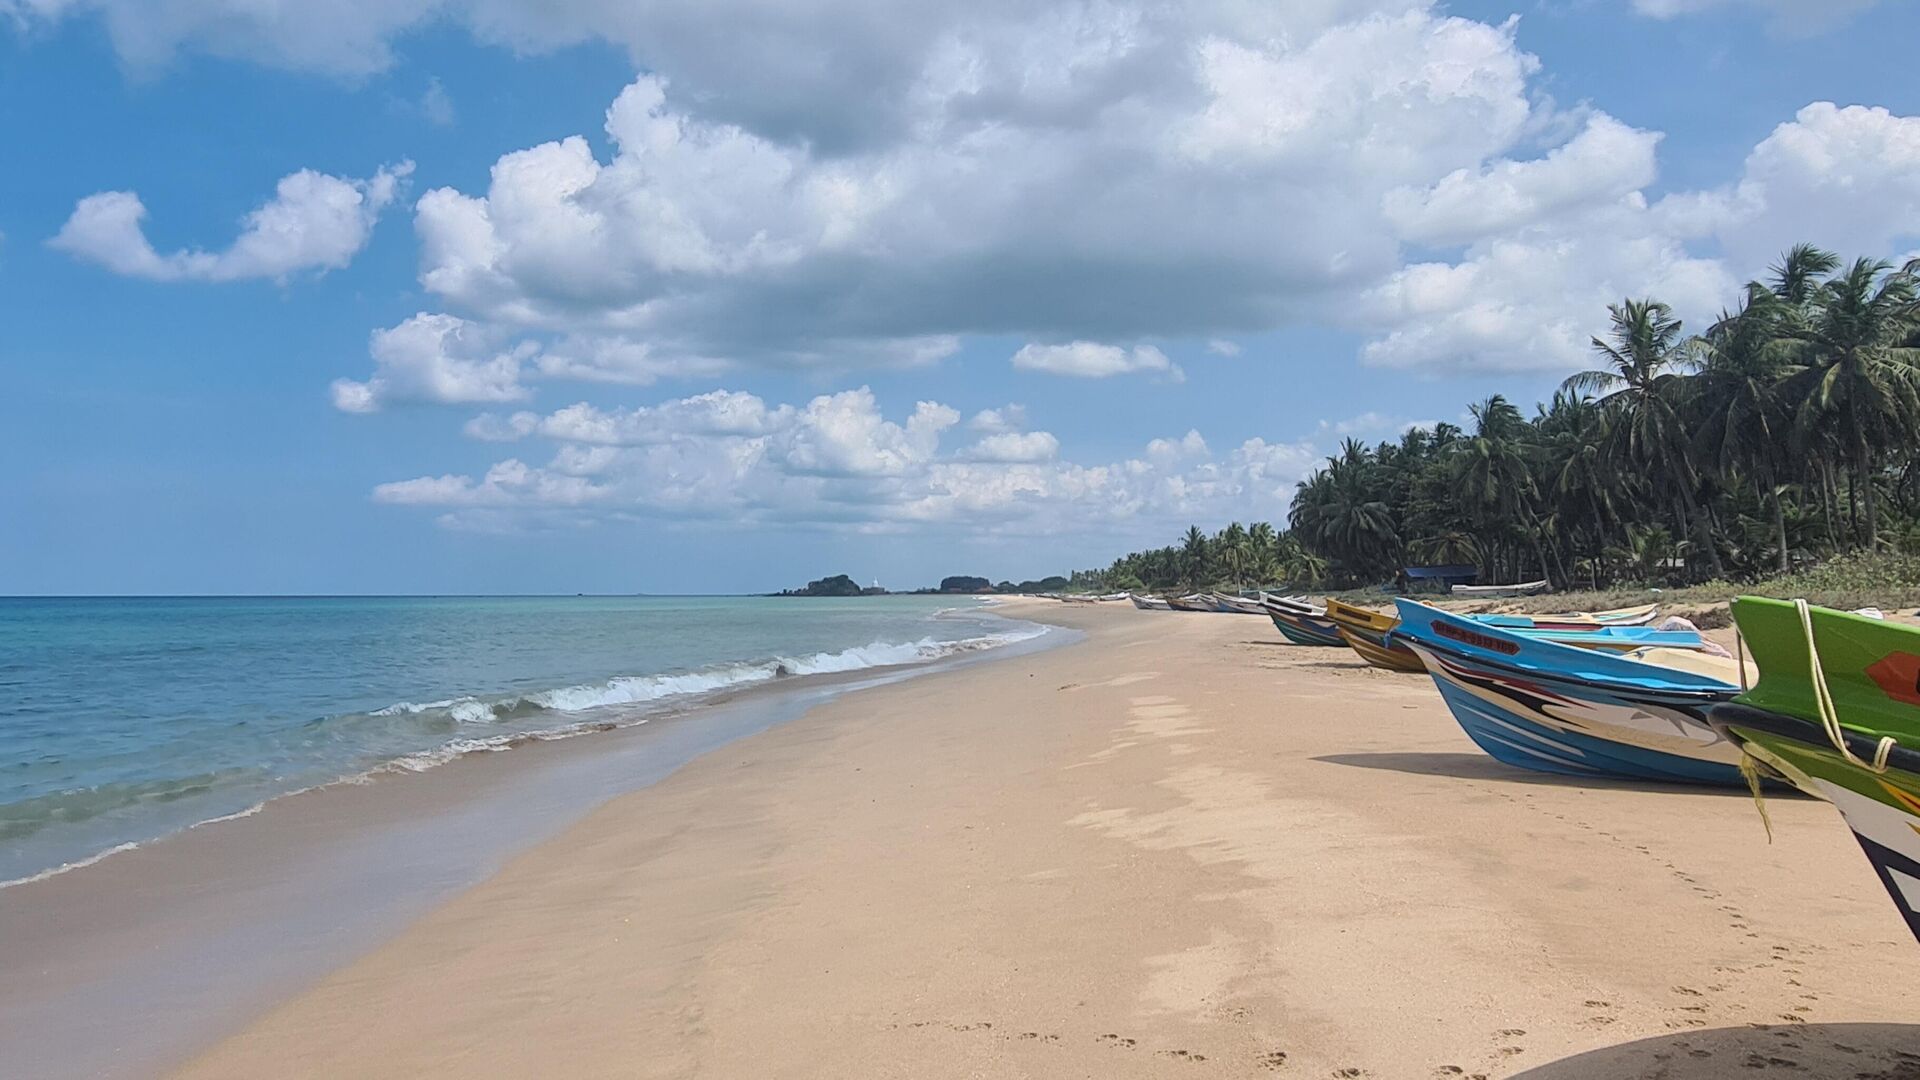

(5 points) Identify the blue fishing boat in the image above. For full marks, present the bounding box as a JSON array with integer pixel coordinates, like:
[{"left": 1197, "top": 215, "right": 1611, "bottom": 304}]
[
  {"left": 1260, "top": 595, "right": 1345, "bottom": 646},
  {"left": 1501, "top": 624, "right": 1714, "bottom": 653},
  {"left": 1391, "top": 600, "right": 1749, "bottom": 784}
]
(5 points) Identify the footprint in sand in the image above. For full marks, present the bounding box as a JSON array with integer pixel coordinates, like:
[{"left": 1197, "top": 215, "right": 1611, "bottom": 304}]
[
  {"left": 1096, "top": 1034, "right": 1138, "bottom": 1050},
  {"left": 1256, "top": 1050, "right": 1288, "bottom": 1071},
  {"left": 1156, "top": 1049, "right": 1208, "bottom": 1063}
]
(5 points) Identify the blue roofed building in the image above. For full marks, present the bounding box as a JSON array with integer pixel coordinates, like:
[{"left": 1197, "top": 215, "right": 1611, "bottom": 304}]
[{"left": 1399, "top": 565, "right": 1478, "bottom": 594}]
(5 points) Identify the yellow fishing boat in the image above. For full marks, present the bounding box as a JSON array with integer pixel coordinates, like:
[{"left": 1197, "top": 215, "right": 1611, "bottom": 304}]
[{"left": 1323, "top": 598, "right": 1426, "bottom": 673}]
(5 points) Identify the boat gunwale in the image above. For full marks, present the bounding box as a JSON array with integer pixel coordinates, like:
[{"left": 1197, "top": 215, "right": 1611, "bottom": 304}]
[
  {"left": 1394, "top": 601, "right": 1738, "bottom": 699},
  {"left": 1711, "top": 701, "right": 1920, "bottom": 777}
]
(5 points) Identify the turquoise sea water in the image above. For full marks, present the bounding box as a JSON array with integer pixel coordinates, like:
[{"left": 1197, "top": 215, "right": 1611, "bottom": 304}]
[{"left": 0, "top": 595, "right": 1042, "bottom": 884}]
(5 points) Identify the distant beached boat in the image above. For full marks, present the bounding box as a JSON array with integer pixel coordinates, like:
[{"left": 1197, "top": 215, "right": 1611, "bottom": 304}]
[
  {"left": 1256, "top": 594, "right": 1344, "bottom": 646},
  {"left": 1258, "top": 593, "right": 1317, "bottom": 614},
  {"left": 1502, "top": 623, "right": 1713, "bottom": 653},
  {"left": 1166, "top": 596, "right": 1217, "bottom": 613},
  {"left": 1452, "top": 579, "right": 1550, "bottom": 597},
  {"left": 1207, "top": 593, "right": 1268, "bottom": 616},
  {"left": 1324, "top": 598, "right": 1425, "bottom": 672},
  {"left": 1394, "top": 599, "right": 1749, "bottom": 785},
  {"left": 1130, "top": 594, "right": 1173, "bottom": 611},
  {"left": 1468, "top": 603, "right": 1661, "bottom": 630},
  {"left": 1711, "top": 598, "right": 1920, "bottom": 942}
]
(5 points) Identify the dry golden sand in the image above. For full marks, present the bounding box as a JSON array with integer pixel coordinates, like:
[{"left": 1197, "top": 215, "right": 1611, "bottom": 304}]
[{"left": 175, "top": 600, "right": 1919, "bottom": 1079}]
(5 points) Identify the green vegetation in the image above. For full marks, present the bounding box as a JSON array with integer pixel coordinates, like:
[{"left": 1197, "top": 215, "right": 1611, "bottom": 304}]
[
  {"left": 939, "top": 575, "right": 992, "bottom": 593},
  {"left": 1078, "top": 522, "right": 1323, "bottom": 593},
  {"left": 777, "top": 574, "right": 868, "bottom": 597},
  {"left": 1495, "top": 552, "right": 1920, "bottom": 621},
  {"left": 1078, "top": 246, "right": 1920, "bottom": 597},
  {"left": 999, "top": 575, "right": 1072, "bottom": 594}
]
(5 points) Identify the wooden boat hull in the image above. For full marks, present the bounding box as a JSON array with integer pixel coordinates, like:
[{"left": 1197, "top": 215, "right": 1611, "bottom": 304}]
[
  {"left": 1715, "top": 702, "right": 1920, "bottom": 943},
  {"left": 1335, "top": 625, "right": 1426, "bottom": 672},
  {"left": 1395, "top": 601, "right": 1744, "bottom": 785},
  {"left": 1129, "top": 594, "right": 1172, "bottom": 611},
  {"left": 1208, "top": 594, "right": 1268, "bottom": 615},
  {"left": 1452, "top": 580, "right": 1549, "bottom": 597},
  {"left": 1269, "top": 609, "right": 1345, "bottom": 647},
  {"left": 1711, "top": 597, "right": 1920, "bottom": 943},
  {"left": 1323, "top": 599, "right": 1424, "bottom": 672},
  {"left": 1472, "top": 603, "right": 1660, "bottom": 630},
  {"left": 1510, "top": 626, "right": 1708, "bottom": 653}
]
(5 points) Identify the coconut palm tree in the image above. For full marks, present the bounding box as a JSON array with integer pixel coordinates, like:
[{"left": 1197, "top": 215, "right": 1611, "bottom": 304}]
[
  {"left": 1181, "top": 525, "right": 1211, "bottom": 589},
  {"left": 1779, "top": 258, "right": 1920, "bottom": 548},
  {"left": 1562, "top": 299, "right": 1727, "bottom": 577},
  {"left": 1453, "top": 395, "right": 1558, "bottom": 584},
  {"left": 1693, "top": 288, "right": 1803, "bottom": 571}
]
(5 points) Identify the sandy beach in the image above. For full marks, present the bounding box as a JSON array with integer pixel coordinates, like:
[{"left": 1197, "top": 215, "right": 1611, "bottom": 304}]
[{"left": 169, "top": 599, "right": 1918, "bottom": 1079}]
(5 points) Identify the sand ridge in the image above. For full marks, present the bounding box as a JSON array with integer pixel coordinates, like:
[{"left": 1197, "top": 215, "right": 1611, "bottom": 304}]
[{"left": 174, "top": 600, "right": 1920, "bottom": 1078}]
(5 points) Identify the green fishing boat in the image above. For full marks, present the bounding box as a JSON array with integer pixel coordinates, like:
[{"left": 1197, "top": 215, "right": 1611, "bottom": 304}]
[{"left": 1711, "top": 597, "right": 1920, "bottom": 943}]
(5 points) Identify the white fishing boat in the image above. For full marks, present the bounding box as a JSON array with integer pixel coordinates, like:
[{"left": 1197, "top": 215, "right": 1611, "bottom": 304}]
[
  {"left": 1207, "top": 593, "right": 1268, "bottom": 615},
  {"left": 1451, "top": 579, "right": 1550, "bottom": 597}
]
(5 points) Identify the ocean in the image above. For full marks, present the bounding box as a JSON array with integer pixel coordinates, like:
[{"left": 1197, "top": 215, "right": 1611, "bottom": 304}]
[{"left": 0, "top": 594, "right": 1046, "bottom": 886}]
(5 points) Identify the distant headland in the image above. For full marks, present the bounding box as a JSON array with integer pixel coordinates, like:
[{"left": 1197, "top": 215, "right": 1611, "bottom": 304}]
[{"left": 773, "top": 573, "right": 1073, "bottom": 597}]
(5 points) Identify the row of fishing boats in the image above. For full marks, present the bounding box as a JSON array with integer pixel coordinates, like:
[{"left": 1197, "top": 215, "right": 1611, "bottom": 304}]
[{"left": 1128, "top": 589, "right": 1920, "bottom": 943}]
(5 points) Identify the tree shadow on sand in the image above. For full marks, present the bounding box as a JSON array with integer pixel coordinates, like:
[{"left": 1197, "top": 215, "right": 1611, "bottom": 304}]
[
  {"left": 1310, "top": 751, "right": 1808, "bottom": 799},
  {"left": 1506, "top": 1023, "right": 1920, "bottom": 1078}
]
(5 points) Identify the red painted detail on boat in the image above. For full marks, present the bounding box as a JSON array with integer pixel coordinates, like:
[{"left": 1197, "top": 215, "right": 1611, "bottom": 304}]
[
  {"left": 1867, "top": 652, "right": 1920, "bottom": 709},
  {"left": 1433, "top": 620, "right": 1521, "bottom": 655}
]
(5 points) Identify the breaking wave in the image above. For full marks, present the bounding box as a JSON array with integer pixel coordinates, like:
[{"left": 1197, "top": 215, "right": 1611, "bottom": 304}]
[
  {"left": 1, "top": 618, "right": 1050, "bottom": 888},
  {"left": 368, "top": 626, "right": 1048, "bottom": 727}
]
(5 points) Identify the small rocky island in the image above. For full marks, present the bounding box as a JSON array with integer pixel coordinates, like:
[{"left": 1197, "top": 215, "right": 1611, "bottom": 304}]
[
  {"left": 775, "top": 573, "right": 1073, "bottom": 596},
  {"left": 775, "top": 574, "right": 881, "bottom": 597}
]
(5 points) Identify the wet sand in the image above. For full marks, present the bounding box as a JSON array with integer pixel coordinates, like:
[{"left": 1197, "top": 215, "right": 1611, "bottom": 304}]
[{"left": 172, "top": 599, "right": 1918, "bottom": 1078}]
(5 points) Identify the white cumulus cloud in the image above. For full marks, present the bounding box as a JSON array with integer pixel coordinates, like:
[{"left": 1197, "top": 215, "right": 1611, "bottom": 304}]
[
  {"left": 966, "top": 431, "right": 1061, "bottom": 463},
  {"left": 377, "top": 385, "right": 1321, "bottom": 541},
  {"left": 51, "top": 162, "right": 411, "bottom": 282},
  {"left": 332, "top": 313, "right": 534, "bottom": 413},
  {"left": 1011, "top": 342, "right": 1179, "bottom": 379},
  {"left": 967, "top": 405, "right": 1030, "bottom": 434},
  {"left": 1383, "top": 114, "right": 1662, "bottom": 248}
]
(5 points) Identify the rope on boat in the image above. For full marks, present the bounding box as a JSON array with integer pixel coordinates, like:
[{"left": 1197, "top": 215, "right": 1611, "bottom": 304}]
[
  {"left": 1738, "top": 751, "right": 1774, "bottom": 843},
  {"left": 1795, "top": 598, "right": 1897, "bottom": 774}
]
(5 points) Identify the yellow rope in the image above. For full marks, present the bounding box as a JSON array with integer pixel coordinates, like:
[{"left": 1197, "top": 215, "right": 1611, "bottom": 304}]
[
  {"left": 1738, "top": 751, "right": 1774, "bottom": 843},
  {"left": 1794, "top": 598, "right": 1896, "bottom": 774}
]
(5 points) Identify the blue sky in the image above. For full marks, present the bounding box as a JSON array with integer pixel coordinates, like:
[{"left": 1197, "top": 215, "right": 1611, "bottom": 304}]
[{"left": 4, "top": 0, "right": 1918, "bottom": 594}]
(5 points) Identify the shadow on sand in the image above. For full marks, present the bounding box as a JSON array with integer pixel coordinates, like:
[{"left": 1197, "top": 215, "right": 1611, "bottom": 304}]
[
  {"left": 1310, "top": 751, "right": 1806, "bottom": 799},
  {"left": 1284, "top": 658, "right": 1377, "bottom": 672},
  {"left": 1506, "top": 1023, "right": 1920, "bottom": 1078}
]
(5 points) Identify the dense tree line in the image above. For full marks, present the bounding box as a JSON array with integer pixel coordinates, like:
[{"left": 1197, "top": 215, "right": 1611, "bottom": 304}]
[
  {"left": 1076, "top": 521, "right": 1325, "bottom": 593},
  {"left": 1079, "top": 246, "right": 1920, "bottom": 593}
]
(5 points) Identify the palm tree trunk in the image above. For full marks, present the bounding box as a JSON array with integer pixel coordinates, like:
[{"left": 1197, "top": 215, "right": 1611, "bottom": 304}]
[
  {"left": 1858, "top": 441, "right": 1880, "bottom": 551},
  {"left": 1772, "top": 487, "right": 1790, "bottom": 573},
  {"left": 1821, "top": 463, "right": 1841, "bottom": 551},
  {"left": 1844, "top": 471, "right": 1857, "bottom": 546},
  {"left": 1673, "top": 483, "right": 1726, "bottom": 579}
]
